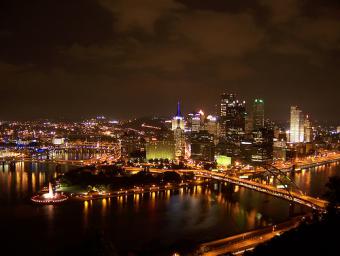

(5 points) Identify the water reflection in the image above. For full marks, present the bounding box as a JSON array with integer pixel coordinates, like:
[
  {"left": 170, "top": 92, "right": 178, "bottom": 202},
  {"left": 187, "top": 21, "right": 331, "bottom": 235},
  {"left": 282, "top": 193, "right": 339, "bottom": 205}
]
[
  {"left": 101, "top": 198, "right": 107, "bottom": 216},
  {"left": 252, "top": 162, "right": 340, "bottom": 198},
  {"left": 0, "top": 161, "right": 339, "bottom": 255}
]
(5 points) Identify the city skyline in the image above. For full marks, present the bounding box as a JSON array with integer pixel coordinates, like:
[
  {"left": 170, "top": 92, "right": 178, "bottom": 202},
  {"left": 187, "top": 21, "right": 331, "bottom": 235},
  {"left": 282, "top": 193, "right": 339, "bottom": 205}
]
[
  {"left": 1, "top": 0, "right": 340, "bottom": 121},
  {"left": 0, "top": 94, "right": 333, "bottom": 126},
  {"left": 1, "top": 1, "right": 340, "bottom": 256}
]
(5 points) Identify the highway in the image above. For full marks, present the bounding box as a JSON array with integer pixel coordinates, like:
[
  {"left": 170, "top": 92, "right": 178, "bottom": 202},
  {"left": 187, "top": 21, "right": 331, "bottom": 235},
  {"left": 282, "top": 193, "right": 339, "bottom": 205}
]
[
  {"left": 198, "top": 215, "right": 303, "bottom": 256},
  {"left": 193, "top": 170, "right": 328, "bottom": 210}
]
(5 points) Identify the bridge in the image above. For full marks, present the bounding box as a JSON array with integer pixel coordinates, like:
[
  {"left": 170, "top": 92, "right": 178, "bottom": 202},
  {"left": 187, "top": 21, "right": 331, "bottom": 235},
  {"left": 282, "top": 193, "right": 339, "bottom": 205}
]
[
  {"left": 121, "top": 167, "right": 328, "bottom": 210},
  {"left": 192, "top": 170, "right": 328, "bottom": 210}
]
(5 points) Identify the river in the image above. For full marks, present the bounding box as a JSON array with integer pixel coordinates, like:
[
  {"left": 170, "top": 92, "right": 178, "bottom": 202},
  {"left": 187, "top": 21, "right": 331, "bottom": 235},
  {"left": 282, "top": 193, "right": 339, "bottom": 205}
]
[{"left": 0, "top": 154, "right": 339, "bottom": 255}]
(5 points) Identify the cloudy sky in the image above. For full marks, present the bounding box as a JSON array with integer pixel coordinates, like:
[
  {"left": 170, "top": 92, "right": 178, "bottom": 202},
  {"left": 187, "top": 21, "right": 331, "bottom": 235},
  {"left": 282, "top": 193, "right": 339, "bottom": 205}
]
[{"left": 1, "top": 0, "right": 339, "bottom": 122}]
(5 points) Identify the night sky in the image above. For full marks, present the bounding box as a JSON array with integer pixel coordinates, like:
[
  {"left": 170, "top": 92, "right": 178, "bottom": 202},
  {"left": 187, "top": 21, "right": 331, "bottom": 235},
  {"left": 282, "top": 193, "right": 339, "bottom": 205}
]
[{"left": 1, "top": 0, "right": 339, "bottom": 122}]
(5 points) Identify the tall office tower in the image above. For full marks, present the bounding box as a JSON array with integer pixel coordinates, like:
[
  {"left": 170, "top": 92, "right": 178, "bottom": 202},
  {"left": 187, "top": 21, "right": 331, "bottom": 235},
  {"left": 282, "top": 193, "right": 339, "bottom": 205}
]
[
  {"left": 172, "top": 101, "right": 185, "bottom": 131},
  {"left": 245, "top": 112, "right": 253, "bottom": 134},
  {"left": 251, "top": 128, "right": 274, "bottom": 163},
  {"left": 190, "top": 131, "right": 215, "bottom": 162},
  {"left": 219, "top": 92, "right": 246, "bottom": 136},
  {"left": 304, "top": 115, "right": 313, "bottom": 142},
  {"left": 290, "top": 106, "right": 304, "bottom": 143},
  {"left": 174, "top": 127, "right": 185, "bottom": 159},
  {"left": 253, "top": 99, "right": 264, "bottom": 130},
  {"left": 204, "top": 115, "right": 219, "bottom": 136},
  {"left": 171, "top": 102, "right": 186, "bottom": 159},
  {"left": 187, "top": 110, "right": 204, "bottom": 132}
]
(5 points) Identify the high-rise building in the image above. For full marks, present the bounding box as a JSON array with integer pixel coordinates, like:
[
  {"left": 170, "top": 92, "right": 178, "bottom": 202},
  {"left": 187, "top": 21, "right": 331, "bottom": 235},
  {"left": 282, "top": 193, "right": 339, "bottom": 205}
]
[
  {"left": 289, "top": 106, "right": 304, "bottom": 143},
  {"left": 251, "top": 128, "right": 274, "bottom": 163},
  {"left": 187, "top": 110, "right": 204, "bottom": 132},
  {"left": 171, "top": 101, "right": 185, "bottom": 131},
  {"left": 174, "top": 127, "right": 185, "bottom": 159},
  {"left": 304, "top": 115, "right": 313, "bottom": 142},
  {"left": 190, "top": 131, "right": 215, "bottom": 162},
  {"left": 245, "top": 112, "right": 253, "bottom": 134},
  {"left": 253, "top": 99, "right": 264, "bottom": 130},
  {"left": 219, "top": 92, "right": 246, "bottom": 136},
  {"left": 204, "top": 115, "right": 219, "bottom": 138},
  {"left": 171, "top": 102, "right": 186, "bottom": 159}
]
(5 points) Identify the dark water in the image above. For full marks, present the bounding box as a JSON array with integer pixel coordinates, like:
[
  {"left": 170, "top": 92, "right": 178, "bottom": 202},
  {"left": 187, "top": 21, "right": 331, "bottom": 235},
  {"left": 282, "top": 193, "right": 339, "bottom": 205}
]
[{"left": 0, "top": 160, "right": 339, "bottom": 255}]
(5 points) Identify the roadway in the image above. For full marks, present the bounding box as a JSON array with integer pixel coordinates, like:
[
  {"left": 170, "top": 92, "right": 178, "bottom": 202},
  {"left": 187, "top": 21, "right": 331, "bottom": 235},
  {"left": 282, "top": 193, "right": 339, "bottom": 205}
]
[
  {"left": 199, "top": 215, "right": 303, "bottom": 256},
  {"left": 194, "top": 170, "right": 328, "bottom": 210}
]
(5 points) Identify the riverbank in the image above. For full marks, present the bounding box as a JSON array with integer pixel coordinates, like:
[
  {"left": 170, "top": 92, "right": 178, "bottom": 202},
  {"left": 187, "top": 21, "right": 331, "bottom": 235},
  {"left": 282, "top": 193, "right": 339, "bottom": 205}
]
[{"left": 61, "top": 181, "right": 209, "bottom": 202}]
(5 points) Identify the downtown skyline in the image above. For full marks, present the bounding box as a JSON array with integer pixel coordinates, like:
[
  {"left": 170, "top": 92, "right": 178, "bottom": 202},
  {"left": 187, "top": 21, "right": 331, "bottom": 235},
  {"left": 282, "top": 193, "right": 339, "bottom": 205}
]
[{"left": 1, "top": 1, "right": 340, "bottom": 256}]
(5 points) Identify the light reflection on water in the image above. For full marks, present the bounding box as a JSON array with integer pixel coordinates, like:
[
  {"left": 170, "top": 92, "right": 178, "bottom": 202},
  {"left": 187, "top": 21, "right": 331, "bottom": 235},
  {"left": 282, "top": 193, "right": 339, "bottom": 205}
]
[
  {"left": 0, "top": 158, "right": 339, "bottom": 255},
  {"left": 259, "top": 162, "right": 340, "bottom": 198}
]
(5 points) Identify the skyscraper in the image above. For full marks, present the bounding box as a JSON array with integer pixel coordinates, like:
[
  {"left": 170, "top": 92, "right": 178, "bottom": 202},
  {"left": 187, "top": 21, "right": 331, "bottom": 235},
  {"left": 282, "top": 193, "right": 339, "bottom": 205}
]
[
  {"left": 245, "top": 112, "right": 253, "bottom": 134},
  {"left": 187, "top": 110, "right": 204, "bottom": 133},
  {"left": 204, "top": 115, "right": 219, "bottom": 137},
  {"left": 174, "top": 127, "right": 185, "bottom": 159},
  {"left": 190, "top": 130, "right": 215, "bottom": 162},
  {"left": 290, "top": 106, "right": 304, "bottom": 143},
  {"left": 253, "top": 99, "right": 264, "bottom": 130},
  {"left": 304, "top": 115, "right": 313, "bottom": 142},
  {"left": 172, "top": 102, "right": 186, "bottom": 159},
  {"left": 251, "top": 128, "right": 274, "bottom": 163},
  {"left": 171, "top": 101, "right": 185, "bottom": 131},
  {"left": 219, "top": 92, "right": 246, "bottom": 136}
]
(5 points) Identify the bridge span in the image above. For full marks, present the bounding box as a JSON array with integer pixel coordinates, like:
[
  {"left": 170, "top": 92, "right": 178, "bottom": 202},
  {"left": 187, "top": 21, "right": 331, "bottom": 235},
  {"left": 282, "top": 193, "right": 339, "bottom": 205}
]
[
  {"left": 191, "top": 170, "right": 328, "bottom": 210},
  {"left": 122, "top": 167, "right": 328, "bottom": 210}
]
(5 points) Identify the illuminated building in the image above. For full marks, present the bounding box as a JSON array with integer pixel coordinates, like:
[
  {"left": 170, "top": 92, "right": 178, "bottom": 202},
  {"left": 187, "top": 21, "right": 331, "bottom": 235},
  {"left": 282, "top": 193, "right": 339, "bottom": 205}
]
[
  {"left": 174, "top": 127, "right": 185, "bottom": 159},
  {"left": 215, "top": 155, "right": 232, "bottom": 167},
  {"left": 52, "top": 137, "right": 65, "bottom": 145},
  {"left": 245, "top": 112, "right": 253, "bottom": 134},
  {"left": 251, "top": 128, "right": 274, "bottom": 163},
  {"left": 171, "top": 101, "right": 185, "bottom": 130},
  {"left": 273, "top": 140, "right": 287, "bottom": 161},
  {"left": 289, "top": 106, "right": 304, "bottom": 143},
  {"left": 190, "top": 131, "right": 215, "bottom": 161},
  {"left": 171, "top": 102, "right": 186, "bottom": 159},
  {"left": 219, "top": 92, "right": 246, "bottom": 136},
  {"left": 240, "top": 140, "right": 253, "bottom": 160},
  {"left": 187, "top": 110, "right": 204, "bottom": 132},
  {"left": 304, "top": 115, "right": 313, "bottom": 142},
  {"left": 146, "top": 140, "right": 175, "bottom": 160},
  {"left": 253, "top": 99, "right": 264, "bottom": 129},
  {"left": 204, "top": 115, "right": 219, "bottom": 138}
]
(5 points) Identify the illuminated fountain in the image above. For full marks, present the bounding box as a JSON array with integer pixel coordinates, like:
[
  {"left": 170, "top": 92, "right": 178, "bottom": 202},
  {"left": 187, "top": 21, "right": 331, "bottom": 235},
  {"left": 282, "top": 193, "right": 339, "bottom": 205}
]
[{"left": 31, "top": 182, "right": 68, "bottom": 204}]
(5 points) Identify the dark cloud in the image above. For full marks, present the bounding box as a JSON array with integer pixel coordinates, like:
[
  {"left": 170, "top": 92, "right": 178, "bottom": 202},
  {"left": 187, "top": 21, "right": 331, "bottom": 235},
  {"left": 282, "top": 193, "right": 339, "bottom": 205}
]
[
  {"left": 0, "top": 0, "right": 339, "bottom": 122},
  {"left": 98, "top": 0, "right": 184, "bottom": 33}
]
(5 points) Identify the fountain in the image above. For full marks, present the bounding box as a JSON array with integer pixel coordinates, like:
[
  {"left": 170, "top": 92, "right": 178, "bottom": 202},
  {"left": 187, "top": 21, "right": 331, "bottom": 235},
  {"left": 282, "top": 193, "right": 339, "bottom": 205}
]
[{"left": 31, "top": 182, "right": 68, "bottom": 204}]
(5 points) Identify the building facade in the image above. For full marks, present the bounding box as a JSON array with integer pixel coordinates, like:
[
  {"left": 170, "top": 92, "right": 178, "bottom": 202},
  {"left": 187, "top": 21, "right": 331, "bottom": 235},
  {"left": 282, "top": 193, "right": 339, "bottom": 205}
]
[
  {"left": 253, "top": 98, "right": 264, "bottom": 130},
  {"left": 146, "top": 140, "right": 175, "bottom": 160},
  {"left": 220, "top": 92, "right": 246, "bottom": 136},
  {"left": 171, "top": 101, "right": 185, "bottom": 131},
  {"left": 304, "top": 115, "right": 313, "bottom": 142},
  {"left": 290, "top": 106, "right": 304, "bottom": 143}
]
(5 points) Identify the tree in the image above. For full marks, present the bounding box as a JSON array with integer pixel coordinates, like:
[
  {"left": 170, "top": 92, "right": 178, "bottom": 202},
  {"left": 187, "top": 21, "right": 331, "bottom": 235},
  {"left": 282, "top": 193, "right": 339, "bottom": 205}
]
[{"left": 324, "top": 175, "right": 340, "bottom": 218}]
